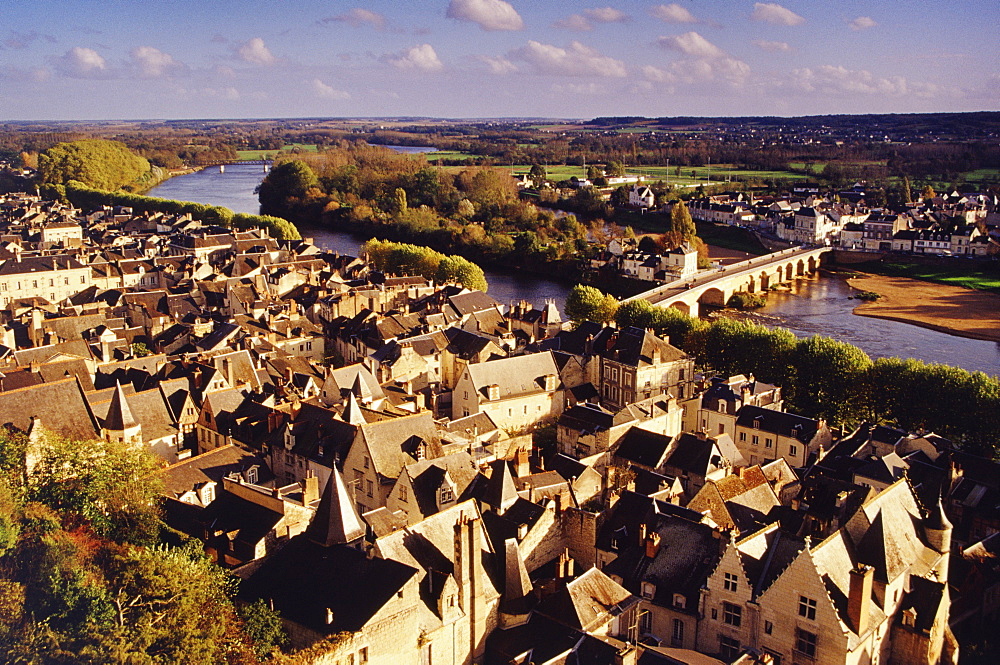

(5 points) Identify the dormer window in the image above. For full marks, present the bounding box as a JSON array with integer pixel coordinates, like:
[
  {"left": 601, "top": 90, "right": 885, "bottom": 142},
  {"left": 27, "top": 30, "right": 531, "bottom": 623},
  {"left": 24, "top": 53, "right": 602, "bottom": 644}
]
[
  {"left": 641, "top": 582, "right": 656, "bottom": 599},
  {"left": 673, "top": 593, "right": 686, "bottom": 609},
  {"left": 753, "top": 418, "right": 761, "bottom": 429}
]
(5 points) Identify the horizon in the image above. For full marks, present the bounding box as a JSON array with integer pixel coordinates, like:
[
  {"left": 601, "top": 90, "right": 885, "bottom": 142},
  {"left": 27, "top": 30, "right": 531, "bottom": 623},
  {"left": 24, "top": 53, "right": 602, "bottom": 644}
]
[{"left": 2, "top": 0, "right": 998, "bottom": 121}]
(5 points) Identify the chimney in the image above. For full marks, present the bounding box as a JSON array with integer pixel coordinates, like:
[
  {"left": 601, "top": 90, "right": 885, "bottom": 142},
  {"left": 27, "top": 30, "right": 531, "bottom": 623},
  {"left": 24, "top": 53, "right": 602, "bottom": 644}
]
[
  {"left": 645, "top": 532, "right": 662, "bottom": 559},
  {"left": 303, "top": 472, "right": 320, "bottom": 505},
  {"left": 325, "top": 608, "right": 335, "bottom": 625},
  {"left": 614, "top": 646, "right": 637, "bottom": 665},
  {"left": 848, "top": 564, "right": 874, "bottom": 636}
]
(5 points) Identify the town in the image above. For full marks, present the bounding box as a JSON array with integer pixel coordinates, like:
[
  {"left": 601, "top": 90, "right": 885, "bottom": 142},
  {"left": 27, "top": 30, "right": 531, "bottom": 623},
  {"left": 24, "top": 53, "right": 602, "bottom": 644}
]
[{"left": 0, "top": 189, "right": 995, "bottom": 664}]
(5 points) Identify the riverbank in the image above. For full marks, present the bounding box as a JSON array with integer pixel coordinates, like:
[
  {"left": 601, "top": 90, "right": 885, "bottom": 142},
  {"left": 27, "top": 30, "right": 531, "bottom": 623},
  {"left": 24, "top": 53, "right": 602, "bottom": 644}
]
[{"left": 846, "top": 273, "right": 1000, "bottom": 343}]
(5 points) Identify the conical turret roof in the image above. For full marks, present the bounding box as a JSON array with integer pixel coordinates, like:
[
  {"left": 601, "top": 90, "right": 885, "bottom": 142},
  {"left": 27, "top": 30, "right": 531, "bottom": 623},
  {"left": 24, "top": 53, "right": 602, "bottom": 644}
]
[
  {"left": 306, "top": 466, "right": 366, "bottom": 547},
  {"left": 104, "top": 381, "right": 138, "bottom": 431}
]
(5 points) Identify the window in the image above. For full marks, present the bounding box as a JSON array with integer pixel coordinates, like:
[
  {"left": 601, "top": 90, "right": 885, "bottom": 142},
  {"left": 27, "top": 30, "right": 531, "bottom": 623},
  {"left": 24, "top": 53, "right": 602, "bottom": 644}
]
[
  {"left": 762, "top": 648, "right": 782, "bottom": 665},
  {"left": 798, "top": 596, "right": 817, "bottom": 620},
  {"left": 673, "top": 593, "right": 686, "bottom": 609},
  {"left": 752, "top": 435, "right": 759, "bottom": 446},
  {"left": 440, "top": 486, "right": 453, "bottom": 503},
  {"left": 366, "top": 480, "right": 373, "bottom": 497},
  {"left": 363, "top": 456, "right": 370, "bottom": 469},
  {"left": 639, "top": 610, "right": 652, "bottom": 634},
  {"left": 789, "top": 445, "right": 798, "bottom": 458},
  {"left": 764, "top": 620, "right": 773, "bottom": 635},
  {"left": 718, "top": 402, "right": 726, "bottom": 413},
  {"left": 80, "top": 275, "right": 86, "bottom": 283},
  {"left": 724, "top": 573, "right": 738, "bottom": 592},
  {"left": 678, "top": 368, "right": 685, "bottom": 380},
  {"left": 641, "top": 582, "right": 656, "bottom": 599},
  {"left": 753, "top": 418, "right": 760, "bottom": 429},
  {"left": 671, "top": 618, "right": 684, "bottom": 646},
  {"left": 399, "top": 486, "right": 408, "bottom": 502},
  {"left": 718, "top": 423, "right": 725, "bottom": 435},
  {"left": 739, "top": 432, "right": 747, "bottom": 442},
  {"left": 765, "top": 437, "right": 773, "bottom": 448},
  {"left": 722, "top": 602, "right": 742, "bottom": 627},
  {"left": 795, "top": 628, "right": 817, "bottom": 658},
  {"left": 719, "top": 635, "right": 741, "bottom": 660}
]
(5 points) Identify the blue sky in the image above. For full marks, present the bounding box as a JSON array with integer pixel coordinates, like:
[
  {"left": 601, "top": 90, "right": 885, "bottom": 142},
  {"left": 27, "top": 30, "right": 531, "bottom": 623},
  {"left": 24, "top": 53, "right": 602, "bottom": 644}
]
[{"left": 1, "top": 0, "right": 997, "bottom": 120}]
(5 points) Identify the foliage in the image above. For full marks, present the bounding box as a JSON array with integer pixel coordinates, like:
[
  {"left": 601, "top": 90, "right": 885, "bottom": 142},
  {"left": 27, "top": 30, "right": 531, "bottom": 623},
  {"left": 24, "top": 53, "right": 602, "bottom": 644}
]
[
  {"left": 59, "top": 181, "right": 301, "bottom": 240},
  {"left": 565, "top": 285, "right": 618, "bottom": 324},
  {"left": 130, "top": 342, "right": 152, "bottom": 357},
  {"left": 239, "top": 599, "right": 288, "bottom": 658},
  {"left": 790, "top": 335, "right": 873, "bottom": 427},
  {"left": 605, "top": 161, "right": 626, "bottom": 178},
  {"left": 668, "top": 200, "right": 696, "bottom": 239},
  {"left": 258, "top": 160, "right": 321, "bottom": 216},
  {"left": 39, "top": 139, "right": 151, "bottom": 191},
  {"left": 850, "top": 290, "right": 881, "bottom": 301},
  {"left": 363, "top": 239, "right": 488, "bottom": 292},
  {"left": 726, "top": 292, "right": 767, "bottom": 309},
  {"left": 613, "top": 299, "right": 704, "bottom": 348}
]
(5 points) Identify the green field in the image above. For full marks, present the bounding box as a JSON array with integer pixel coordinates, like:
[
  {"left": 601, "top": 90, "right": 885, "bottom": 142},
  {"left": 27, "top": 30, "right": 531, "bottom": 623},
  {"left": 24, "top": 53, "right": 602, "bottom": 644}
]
[
  {"left": 853, "top": 261, "right": 1000, "bottom": 294},
  {"left": 235, "top": 143, "right": 319, "bottom": 160},
  {"left": 425, "top": 150, "right": 479, "bottom": 161}
]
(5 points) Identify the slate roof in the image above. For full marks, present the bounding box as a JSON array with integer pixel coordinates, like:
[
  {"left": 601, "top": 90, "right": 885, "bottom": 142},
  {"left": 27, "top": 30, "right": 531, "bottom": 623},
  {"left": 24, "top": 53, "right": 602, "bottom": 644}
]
[
  {"left": 735, "top": 404, "right": 820, "bottom": 440},
  {"left": 158, "top": 444, "right": 271, "bottom": 499},
  {"left": 0, "top": 377, "right": 99, "bottom": 440},
  {"left": 239, "top": 538, "right": 418, "bottom": 635},
  {"left": 595, "top": 326, "right": 688, "bottom": 367},
  {"left": 466, "top": 351, "right": 561, "bottom": 399},
  {"left": 615, "top": 427, "right": 672, "bottom": 469}
]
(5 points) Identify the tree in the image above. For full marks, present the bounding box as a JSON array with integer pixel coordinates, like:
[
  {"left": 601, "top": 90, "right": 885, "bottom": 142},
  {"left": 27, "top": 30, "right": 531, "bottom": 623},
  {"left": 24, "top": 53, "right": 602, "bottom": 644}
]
[
  {"left": 436, "top": 255, "right": 488, "bottom": 292},
  {"left": 39, "top": 140, "right": 150, "bottom": 191},
  {"left": 922, "top": 184, "right": 937, "bottom": 201},
  {"left": 605, "top": 161, "right": 626, "bottom": 178},
  {"left": 529, "top": 164, "right": 547, "bottom": 188},
  {"left": 565, "top": 285, "right": 618, "bottom": 324},
  {"left": 790, "top": 335, "right": 872, "bottom": 427},
  {"left": 239, "top": 599, "right": 287, "bottom": 658},
  {"left": 669, "top": 199, "right": 696, "bottom": 239},
  {"left": 587, "top": 165, "right": 603, "bottom": 181},
  {"left": 609, "top": 185, "right": 629, "bottom": 208},
  {"left": 902, "top": 176, "right": 912, "bottom": 204},
  {"left": 257, "top": 160, "right": 320, "bottom": 215},
  {"left": 392, "top": 187, "right": 408, "bottom": 215}
]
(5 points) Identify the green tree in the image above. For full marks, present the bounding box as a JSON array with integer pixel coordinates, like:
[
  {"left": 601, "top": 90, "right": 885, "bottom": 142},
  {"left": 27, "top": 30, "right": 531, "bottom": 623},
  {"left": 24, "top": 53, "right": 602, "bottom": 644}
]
[
  {"left": 587, "top": 165, "right": 603, "bottom": 181},
  {"left": 609, "top": 185, "right": 630, "bottom": 208},
  {"left": 436, "top": 255, "right": 488, "bottom": 292},
  {"left": 257, "top": 160, "right": 320, "bottom": 215},
  {"left": 669, "top": 200, "right": 696, "bottom": 239},
  {"left": 902, "top": 176, "right": 912, "bottom": 204},
  {"left": 239, "top": 598, "right": 287, "bottom": 658},
  {"left": 791, "top": 335, "right": 872, "bottom": 427},
  {"left": 529, "top": 164, "right": 547, "bottom": 188},
  {"left": 565, "top": 285, "right": 618, "bottom": 324},
  {"left": 38, "top": 139, "right": 150, "bottom": 191},
  {"left": 605, "top": 161, "right": 626, "bottom": 178},
  {"left": 392, "top": 187, "right": 408, "bottom": 215}
]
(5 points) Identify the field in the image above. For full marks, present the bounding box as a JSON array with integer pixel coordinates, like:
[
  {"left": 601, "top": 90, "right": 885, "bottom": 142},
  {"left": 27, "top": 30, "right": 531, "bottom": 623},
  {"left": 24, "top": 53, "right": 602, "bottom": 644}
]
[
  {"left": 235, "top": 143, "right": 319, "bottom": 160},
  {"left": 851, "top": 260, "right": 1000, "bottom": 294},
  {"left": 424, "top": 150, "right": 479, "bottom": 161}
]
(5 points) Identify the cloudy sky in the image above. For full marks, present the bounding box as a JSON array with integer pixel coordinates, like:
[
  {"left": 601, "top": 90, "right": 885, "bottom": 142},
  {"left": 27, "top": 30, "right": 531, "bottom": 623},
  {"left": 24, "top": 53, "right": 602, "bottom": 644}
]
[{"left": 1, "top": 0, "right": 997, "bottom": 120}]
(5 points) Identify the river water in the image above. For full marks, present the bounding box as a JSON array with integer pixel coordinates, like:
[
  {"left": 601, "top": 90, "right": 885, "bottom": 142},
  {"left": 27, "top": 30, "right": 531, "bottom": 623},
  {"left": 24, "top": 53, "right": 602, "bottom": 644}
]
[{"left": 147, "top": 162, "right": 1000, "bottom": 376}]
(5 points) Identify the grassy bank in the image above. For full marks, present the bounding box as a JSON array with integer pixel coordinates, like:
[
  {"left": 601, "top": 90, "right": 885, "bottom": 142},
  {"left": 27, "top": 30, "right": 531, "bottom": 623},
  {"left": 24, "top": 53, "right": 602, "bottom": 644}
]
[{"left": 850, "top": 260, "right": 1000, "bottom": 294}]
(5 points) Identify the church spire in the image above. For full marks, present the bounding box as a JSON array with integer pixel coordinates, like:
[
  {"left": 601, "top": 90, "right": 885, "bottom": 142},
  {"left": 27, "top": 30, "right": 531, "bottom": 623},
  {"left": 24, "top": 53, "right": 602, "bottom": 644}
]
[{"left": 307, "top": 466, "right": 366, "bottom": 547}]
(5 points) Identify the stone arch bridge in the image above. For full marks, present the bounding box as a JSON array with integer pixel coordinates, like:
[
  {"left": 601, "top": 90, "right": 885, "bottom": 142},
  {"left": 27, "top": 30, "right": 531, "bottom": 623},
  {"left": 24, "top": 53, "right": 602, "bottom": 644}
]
[{"left": 622, "top": 246, "right": 831, "bottom": 318}]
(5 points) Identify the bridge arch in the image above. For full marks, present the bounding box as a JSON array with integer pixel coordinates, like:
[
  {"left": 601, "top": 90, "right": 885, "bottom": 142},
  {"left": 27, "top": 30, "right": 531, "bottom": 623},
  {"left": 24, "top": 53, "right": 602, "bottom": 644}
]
[
  {"left": 759, "top": 271, "right": 771, "bottom": 291},
  {"left": 670, "top": 301, "right": 691, "bottom": 316},
  {"left": 807, "top": 256, "right": 817, "bottom": 273},
  {"left": 785, "top": 264, "right": 794, "bottom": 281},
  {"left": 796, "top": 259, "right": 806, "bottom": 276},
  {"left": 698, "top": 287, "right": 727, "bottom": 309}
]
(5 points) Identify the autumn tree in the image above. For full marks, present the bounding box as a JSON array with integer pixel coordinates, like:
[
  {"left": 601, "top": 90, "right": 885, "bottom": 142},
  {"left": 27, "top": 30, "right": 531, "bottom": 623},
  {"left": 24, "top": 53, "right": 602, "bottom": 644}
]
[
  {"left": 669, "top": 199, "right": 696, "bottom": 239},
  {"left": 39, "top": 139, "right": 150, "bottom": 191},
  {"left": 565, "top": 285, "right": 618, "bottom": 324}
]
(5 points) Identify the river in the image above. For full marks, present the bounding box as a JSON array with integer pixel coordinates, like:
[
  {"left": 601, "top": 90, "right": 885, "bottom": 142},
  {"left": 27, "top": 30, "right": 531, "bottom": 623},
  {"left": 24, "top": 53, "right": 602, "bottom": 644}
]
[
  {"left": 146, "top": 162, "right": 574, "bottom": 312},
  {"left": 147, "top": 162, "right": 1000, "bottom": 376}
]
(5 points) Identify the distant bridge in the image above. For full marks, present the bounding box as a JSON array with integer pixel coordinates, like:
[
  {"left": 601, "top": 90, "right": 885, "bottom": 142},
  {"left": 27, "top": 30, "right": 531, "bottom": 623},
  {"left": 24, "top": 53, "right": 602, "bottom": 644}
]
[
  {"left": 197, "top": 160, "right": 273, "bottom": 167},
  {"left": 623, "top": 246, "right": 832, "bottom": 317}
]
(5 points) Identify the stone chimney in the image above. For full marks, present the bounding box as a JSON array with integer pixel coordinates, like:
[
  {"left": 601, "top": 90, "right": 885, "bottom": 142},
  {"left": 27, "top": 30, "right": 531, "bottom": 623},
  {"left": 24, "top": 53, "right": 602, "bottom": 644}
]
[
  {"left": 848, "top": 564, "right": 874, "bottom": 636},
  {"left": 302, "top": 472, "right": 320, "bottom": 505}
]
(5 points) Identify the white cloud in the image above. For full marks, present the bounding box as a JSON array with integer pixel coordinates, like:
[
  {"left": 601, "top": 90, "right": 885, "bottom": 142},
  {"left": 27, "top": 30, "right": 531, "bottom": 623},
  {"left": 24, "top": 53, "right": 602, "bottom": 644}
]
[
  {"left": 791, "top": 65, "right": 928, "bottom": 96},
  {"left": 658, "top": 32, "right": 724, "bottom": 58},
  {"left": 848, "top": 16, "right": 877, "bottom": 31},
  {"left": 583, "top": 7, "right": 628, "bottom": 23},
  {"left": 641, "top": 65, "right": 676, "bottom": 83},
  {"left": 312, "top": 78, "right": 351, "bottom": 100},
  {"left": 751, "top": 3, "right": 805, "bottom": 26},
  {"left": 479, "top": 55, "right": 518, "bottom": 74},
  {"left": 753, "top": 39, "right": 791, "bottom": 52},
  {"left": 510, "top": 40, "right": 627, "bottom": 77},
  {"left": 554, "top": 14, "right": 592, "bottom": 31},
  {"left": 130, "top": 46, "right": 184, "bottom": 78},
  {"left": 55, "top": 46, "right": 108, "bottom": 78},
  {"left": 385, "top": 44, "right": 444, "bottom": 72},
  {"left": 446, "top": 0, "right": 524, "bottom": 31},
  {"left": 0, "top": 65, "right": 51, "bottom": 82},
  {"left": 651, "top": 4, "right": 697, "bottom": 24},
  {"left": 323, "top": 8, "right": 386, "bottom": 29},
  {"left": 237, "top": 38, "right": 275, "bottom": 66},
  {"left": 552, "top": 82, "right": 606, "bottom": 95}
]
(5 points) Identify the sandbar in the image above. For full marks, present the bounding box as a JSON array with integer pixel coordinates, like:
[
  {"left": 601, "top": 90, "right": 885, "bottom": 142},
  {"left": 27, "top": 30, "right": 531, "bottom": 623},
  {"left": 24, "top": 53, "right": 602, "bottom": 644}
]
[{"left": 846, "top": 273, "right": 1000, "bottom": 343}]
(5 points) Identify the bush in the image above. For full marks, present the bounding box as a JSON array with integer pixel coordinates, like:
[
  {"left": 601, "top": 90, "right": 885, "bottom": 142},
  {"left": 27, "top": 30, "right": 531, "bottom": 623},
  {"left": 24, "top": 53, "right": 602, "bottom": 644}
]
[{"left": 726, "top": 292, "right": 767, "bottom": 309}]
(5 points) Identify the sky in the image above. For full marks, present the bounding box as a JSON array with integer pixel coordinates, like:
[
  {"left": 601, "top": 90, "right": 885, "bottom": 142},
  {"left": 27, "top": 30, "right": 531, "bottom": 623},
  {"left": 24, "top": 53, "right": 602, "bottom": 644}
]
[{"left": 1, "top": 0, "right": 998, "bottom": 121}]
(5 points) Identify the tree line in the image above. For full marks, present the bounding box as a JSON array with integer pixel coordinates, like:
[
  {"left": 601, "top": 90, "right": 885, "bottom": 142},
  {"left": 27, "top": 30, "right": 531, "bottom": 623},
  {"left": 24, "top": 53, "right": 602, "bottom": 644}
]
[
  {"left": 362, "top": 239, "right": 488, "bottom": 292},
  {"left": 46, "top": 181, "right": 301, "bottom": 241},
  {"left": 567, "top": 288, "right": 1000, "bottom": 454}
]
